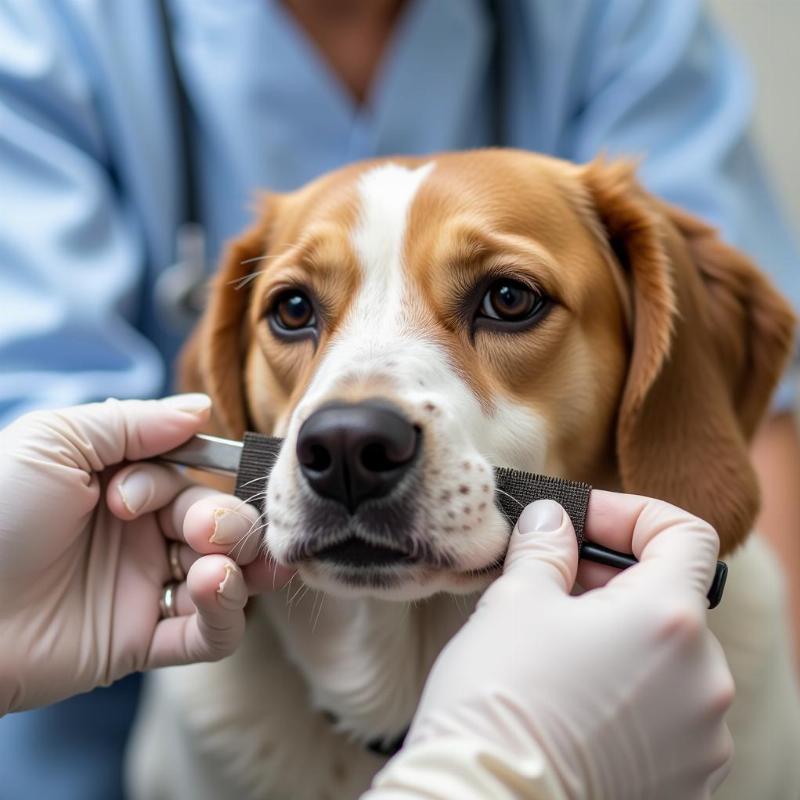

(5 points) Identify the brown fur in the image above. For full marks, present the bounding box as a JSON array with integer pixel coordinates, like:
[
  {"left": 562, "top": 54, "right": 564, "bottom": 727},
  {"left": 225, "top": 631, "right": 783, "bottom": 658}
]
[
  {"left": 582, "top": 158, "right": 795, "bottom": 552},
  {"left": 182, "top": 150, "right": 795, "bottom": 555}
]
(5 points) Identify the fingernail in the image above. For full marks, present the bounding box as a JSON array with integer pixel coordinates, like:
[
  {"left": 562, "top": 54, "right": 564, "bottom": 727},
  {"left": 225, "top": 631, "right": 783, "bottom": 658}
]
[
  {"left": 217, "top": 563, "right": 246, "bottom": 609},
  {"left": 209, "top": 508, "right": 251, "bottom": 546},
  {"left": 118, "top": 470, "right": 154, "bottom": 515},
  {"left": 160, "top": 393, "right": 212, "bottom": 416},
  {"left": 517, "top": 499, "right": 564, "bottom": 535}
]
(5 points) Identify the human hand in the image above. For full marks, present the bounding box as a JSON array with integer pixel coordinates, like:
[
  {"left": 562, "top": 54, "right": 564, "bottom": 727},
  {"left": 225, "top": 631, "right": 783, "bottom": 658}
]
[
  {"left": 404, "top": 492, "right": 734, "bottom": 800},
  {"left": 0, "top": 395, "right": 292, "bottom": 715}
]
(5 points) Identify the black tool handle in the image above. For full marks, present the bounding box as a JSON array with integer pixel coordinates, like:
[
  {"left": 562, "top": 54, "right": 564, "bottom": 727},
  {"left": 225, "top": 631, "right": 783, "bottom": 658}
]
[{"left": 580, "top": 542, "right": 728, "bottom": 609}]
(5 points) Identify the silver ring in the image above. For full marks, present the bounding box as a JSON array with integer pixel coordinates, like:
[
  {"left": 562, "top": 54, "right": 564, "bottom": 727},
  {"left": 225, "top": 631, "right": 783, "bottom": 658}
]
[
  {"left": 159, "top": 581, "right": 180, "bottom": 619},
  {"left": 168, "top": 540, "right": 186, "bottom": 583}
]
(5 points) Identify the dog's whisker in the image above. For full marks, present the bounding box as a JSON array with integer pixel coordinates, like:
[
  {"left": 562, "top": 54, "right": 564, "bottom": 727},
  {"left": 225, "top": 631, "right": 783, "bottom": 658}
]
[
  {"left": 239, "top": 252, "right": 284, "bottom": 267},
  {"left": 230, "top": 271, "right": 266, "bottom": 291},
  {"left": 287, "top": 578, "right": 307, "bottom": 608},
  {"left": 312, "top": 592, "right": 326, "bottom": 633},
  {"left": 230, "top": 526, "right": 260, "bottom": 560},
  {"left": 235, "top": 473, "right": 272, "bottom": 491},
  {"left": 493, "top": 487, "right": 525, "bottom": 511},
  {"left": 232, "top": 489, "right": 269, "bottom": 516},
  {"left": 308, "top": 590, "right": 321, "bottom": 628},
  {"left": 283, "top": 573, "right": 296, "bottom": 609},
  {"left": 290, "top": 586, "right": 311, "bottom": 623},
  {"left": 307, "top": 590, "right": 317, "bottom": 625},
  {"left": 233, "top": 475, "right": 267, "bottom": 492},
  {"left": 294, "top": 585, "right": 311, "bottom": 608}
]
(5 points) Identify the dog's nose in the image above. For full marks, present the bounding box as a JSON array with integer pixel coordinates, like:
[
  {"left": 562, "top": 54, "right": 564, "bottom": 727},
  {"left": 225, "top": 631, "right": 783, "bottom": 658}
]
[{"left": 296, "top": 400, "right": 419, "bottom": 512}]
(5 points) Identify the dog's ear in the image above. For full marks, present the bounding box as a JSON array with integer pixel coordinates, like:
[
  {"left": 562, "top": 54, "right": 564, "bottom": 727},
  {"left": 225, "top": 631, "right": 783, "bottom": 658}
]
[
  {"left": 178, "top": 196, "right": 279, "bottom": 437},
  {"left": 581, "top": 159, "right": 796, "bottom": 553}
]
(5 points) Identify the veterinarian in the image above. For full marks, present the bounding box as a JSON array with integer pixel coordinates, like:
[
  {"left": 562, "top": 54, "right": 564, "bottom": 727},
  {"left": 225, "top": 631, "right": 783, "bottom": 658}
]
[
  {"left": 0, "top": 398, "right": 732, "bottom": 799},
  {"left": 1, "top": 2, "right": 798, "bottom": 797}
]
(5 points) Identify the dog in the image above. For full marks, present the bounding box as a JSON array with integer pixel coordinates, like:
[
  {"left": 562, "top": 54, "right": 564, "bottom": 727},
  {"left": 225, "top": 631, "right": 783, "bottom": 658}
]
[{"left": 128, "top": 150, "right": 800, "bottom": 799}]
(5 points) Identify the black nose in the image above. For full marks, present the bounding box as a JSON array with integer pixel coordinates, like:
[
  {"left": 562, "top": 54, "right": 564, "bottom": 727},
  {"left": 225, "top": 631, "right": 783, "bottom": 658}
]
[{"left": 296, "top": 400, "right": 420, "bottom": 512}]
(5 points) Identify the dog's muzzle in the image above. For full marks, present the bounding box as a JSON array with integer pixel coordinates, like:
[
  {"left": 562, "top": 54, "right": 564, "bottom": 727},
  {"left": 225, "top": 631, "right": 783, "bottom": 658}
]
[{"left": 295, "top": 399, "right": 422, "bottom": 566}]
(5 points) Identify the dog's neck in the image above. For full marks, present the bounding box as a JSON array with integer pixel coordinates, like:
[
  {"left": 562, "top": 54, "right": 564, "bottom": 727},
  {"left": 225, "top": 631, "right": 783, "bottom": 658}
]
[{"left": 260, "top": 588, "right": 474, "bottom": 742}]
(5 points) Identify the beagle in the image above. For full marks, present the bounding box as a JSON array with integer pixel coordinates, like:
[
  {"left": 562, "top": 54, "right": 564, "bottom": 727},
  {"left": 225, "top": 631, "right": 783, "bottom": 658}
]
[{"left": 128, "top": 150, "right": 800, "bottom": 800}]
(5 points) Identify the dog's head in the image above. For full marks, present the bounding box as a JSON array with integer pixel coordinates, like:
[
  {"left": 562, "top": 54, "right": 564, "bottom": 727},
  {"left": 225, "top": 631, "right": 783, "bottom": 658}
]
[{"left": 183, "top": 150, "right": 794, "bottom": 600}]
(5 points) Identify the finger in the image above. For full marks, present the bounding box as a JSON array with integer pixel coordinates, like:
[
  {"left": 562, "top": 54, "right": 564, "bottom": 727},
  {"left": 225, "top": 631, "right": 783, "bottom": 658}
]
[
  {"left": 38, "top": 395, "right": 213, "bottom": 472},
  {"left": 169, "top": 544, "right": 202, "bottom": 583},
  {"left": 183, "top": 495, "right": 264, "bottom": 565},
  {"left": 157, "top": 489, "right": 263, "bottom": 564},
  {"left": 582, "top": 490, "right": 651, "bottom": 553},
  {"left": 707, "top": 726, "right": 735, "bottom": 792},
  {"left": 157, "top": 485, "right": 218, "bottom": 541},
  {"left": 585, "top": 490, "right": 720, "bottom": 601},
  {"left": 575, "top": 559, "right": 620, "bottom": 592},
  {"left": 242, "top": 556, "right": 296, "bottom": 594},
  {"left": 106, "top": 463, "right": 192, "bottom": 520},
  {"left": 501, "top": 499, "right": 578, "bottom": 594},
  {"left": 145, "top": 555, "right": 247, "bottom": 669}
]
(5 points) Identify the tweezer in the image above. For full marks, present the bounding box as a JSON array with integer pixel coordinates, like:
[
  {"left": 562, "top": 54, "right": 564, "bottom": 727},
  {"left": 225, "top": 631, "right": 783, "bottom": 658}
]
[{"left": 160, "top": 432, "right": 727, "bottom": 608}]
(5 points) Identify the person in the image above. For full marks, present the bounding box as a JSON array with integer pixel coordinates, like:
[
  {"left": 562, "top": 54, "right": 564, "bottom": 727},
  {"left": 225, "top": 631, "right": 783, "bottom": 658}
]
[
  {"left": 0, "top": 1, "right": 796, "bottom": 796},
  {"left": 0, "top": 398, "right": 733, "bottom": 800}
]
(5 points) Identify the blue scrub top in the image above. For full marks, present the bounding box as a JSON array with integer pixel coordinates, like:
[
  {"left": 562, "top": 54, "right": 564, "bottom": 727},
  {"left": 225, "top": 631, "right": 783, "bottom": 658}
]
[
  {"left": 0, "top": 1, "right": 798, "bottom": 798},
  {"left": 0, "top": 0, "right": 797, "bottom": 422}
]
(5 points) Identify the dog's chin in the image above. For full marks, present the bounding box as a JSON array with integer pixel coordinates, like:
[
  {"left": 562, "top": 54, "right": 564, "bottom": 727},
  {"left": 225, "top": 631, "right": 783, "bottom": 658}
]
[
  {"left": 294, "top": 558, "right": 502, "bottom": 600},
  {"left": 268, "top": 490, "right": 509, "bottom": 599}
]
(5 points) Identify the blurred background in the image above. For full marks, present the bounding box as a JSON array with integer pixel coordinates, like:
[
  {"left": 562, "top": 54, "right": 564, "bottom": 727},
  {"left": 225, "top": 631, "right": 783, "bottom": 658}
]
[{"left": 711, "top": 0, "right": 800, "bottom": 235}]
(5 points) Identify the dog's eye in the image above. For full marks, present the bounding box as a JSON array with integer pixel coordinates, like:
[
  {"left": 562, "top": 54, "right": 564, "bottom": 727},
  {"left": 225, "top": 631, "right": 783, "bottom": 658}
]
[
  {"left": 479, "top": 279, "right": 545, "bottom": 322},
  {"left": 271, "top": 290, "right": 316, "bottom": 332}
]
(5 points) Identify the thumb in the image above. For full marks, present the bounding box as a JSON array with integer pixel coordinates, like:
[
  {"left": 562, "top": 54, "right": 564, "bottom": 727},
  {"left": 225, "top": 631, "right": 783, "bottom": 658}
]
[
  {"left": 503, "top": 499, "right": 579, "bottom": 594},
  {"left": 15, "top": 394, "right": 213, "bottom": 473}
]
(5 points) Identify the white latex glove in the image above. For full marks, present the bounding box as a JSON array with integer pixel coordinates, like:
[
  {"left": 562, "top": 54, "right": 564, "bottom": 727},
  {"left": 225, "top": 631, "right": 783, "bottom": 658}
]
[
  {"left": 0, "top": 395, "right": 292, "bottom": 715},
  {"left": 369, "top": 492, "right": 733, "bottom": 800}
]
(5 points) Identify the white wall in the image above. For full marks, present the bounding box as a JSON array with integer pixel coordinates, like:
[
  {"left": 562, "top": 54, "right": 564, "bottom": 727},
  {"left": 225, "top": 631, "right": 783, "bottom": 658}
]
[{"left": 708, "top": 0, "right": 800, "bottom": 238}]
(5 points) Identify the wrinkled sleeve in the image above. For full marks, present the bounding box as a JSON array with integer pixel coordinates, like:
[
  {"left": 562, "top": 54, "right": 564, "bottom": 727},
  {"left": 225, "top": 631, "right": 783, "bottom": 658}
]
[
  {"left": 361, "top": 735, "right": 567, "bottom": 800},
  {"left": 567, "top": 0, "right": 800, "bottom": 410},
  {"left": 0, "top": 2, "right": 164, "bottom": 424}
]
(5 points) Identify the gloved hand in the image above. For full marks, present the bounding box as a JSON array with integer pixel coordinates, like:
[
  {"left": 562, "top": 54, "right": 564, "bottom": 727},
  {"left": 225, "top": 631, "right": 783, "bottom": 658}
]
[
  {"left": 0, "top": 395, "right": 292, "bottom": 715},
  {"left": 371, "top": 492, "right": 733, "bottom": 800}
]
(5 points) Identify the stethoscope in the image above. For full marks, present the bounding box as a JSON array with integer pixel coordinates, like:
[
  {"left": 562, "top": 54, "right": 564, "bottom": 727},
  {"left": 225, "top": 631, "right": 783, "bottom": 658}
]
[
  {"left": 152, "top": 0, "right": 506, "bottom": 333},
  {"left": 153, "top": 0, "right": 209, "bottom": 333}
]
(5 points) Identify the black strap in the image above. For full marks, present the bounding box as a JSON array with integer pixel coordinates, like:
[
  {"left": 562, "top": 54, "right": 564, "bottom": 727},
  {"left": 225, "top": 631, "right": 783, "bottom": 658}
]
[
  {"left": 231, "top": 431, "right": 727, "bottom": 608},
  {"left": 234, "top": 432, "right": 284, "bottom": 505},
  {"left": 233, "top": 432, "right": 592, "bottom": 537},
  {"left": 493, "top": 468, "right": 591, "bottom": 546},
  {"left": 156, "top": 0, "right": 200, "bottom": 227}
]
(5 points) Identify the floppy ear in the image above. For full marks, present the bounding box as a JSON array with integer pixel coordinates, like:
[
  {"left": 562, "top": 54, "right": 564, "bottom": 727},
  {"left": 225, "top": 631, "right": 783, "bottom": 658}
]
[
  {"left": 581, "top": 159, "right": 796, "bottom": 553},
  {"left": 178, "top": 197, "right": 278, "bottom": 437}
]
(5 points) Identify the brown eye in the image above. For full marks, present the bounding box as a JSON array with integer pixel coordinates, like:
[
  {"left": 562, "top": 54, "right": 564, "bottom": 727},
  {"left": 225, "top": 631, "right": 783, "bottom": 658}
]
[
  {"left": 271, "top": 290, "right": 316, "bottom": 331},
  {"left": 480, "top": 279, "right": 542, "bottom": 321}
]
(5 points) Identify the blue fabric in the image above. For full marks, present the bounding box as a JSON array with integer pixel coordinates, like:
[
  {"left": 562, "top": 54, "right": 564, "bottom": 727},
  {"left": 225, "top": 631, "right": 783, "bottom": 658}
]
[
  {"left": 0, "top": 674, "right": 140, "bottom": 800},
  {"left": 0, "top": 0, "right": 798, "bottom": 796}
]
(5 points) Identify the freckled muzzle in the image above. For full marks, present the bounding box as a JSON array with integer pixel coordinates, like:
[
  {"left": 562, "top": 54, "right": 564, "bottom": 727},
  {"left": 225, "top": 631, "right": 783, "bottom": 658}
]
[{"left": 293, "top": 399, "right": 425, "bottom": 568}]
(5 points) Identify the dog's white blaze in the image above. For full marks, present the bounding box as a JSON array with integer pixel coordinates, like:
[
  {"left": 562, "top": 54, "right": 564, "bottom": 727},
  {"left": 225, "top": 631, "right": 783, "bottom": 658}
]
[
  {"left": 297, "top": 160, "right": 548, "bottom": 470},
  {"left": 269, "top": 161, "right": 550, "bottom": 570},
  {"left": 297, "top": 162, "right": 435, "bottom": 409},
  {"left": 351, "top": 162, "right": 434, "bottom": 309}
]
